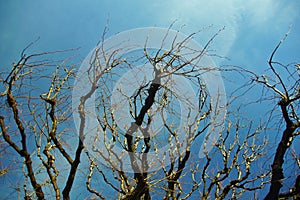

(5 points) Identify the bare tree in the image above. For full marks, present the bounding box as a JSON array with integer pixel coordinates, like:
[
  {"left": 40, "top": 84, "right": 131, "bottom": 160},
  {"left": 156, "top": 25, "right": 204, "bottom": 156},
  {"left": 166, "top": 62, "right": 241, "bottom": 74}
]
[
  {"left": 71, "top": 27, "right": 220, "bottom": 199},
  {"left": 74, "top": 27, "right": 270, "bottom": 200},
  {"left": 0, "top": 45, "right": 79, "bottom": 199},
  {"left": 1, "top": 27, "right": 296, "bottom": 200},
  {"left": 248, "top": 31, "right": 300, "bottom": 200}
]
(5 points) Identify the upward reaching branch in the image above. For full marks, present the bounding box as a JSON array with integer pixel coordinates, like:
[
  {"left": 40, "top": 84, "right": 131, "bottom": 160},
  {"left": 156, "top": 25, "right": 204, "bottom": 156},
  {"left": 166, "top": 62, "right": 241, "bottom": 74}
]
[
  {"left": 261, "top": 32, "right": 300, "bottom": 200},
  {"left": 1, "top": 57, "right": 45, "bottom": 199}
]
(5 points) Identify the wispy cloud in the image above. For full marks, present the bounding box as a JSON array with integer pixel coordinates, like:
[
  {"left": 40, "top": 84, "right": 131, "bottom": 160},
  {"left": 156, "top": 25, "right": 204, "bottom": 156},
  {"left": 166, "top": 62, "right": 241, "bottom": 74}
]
[
  {"left": 146, "top": 0, "right": 299, "bottom": 59},
  {"left": 237, "top": 0, "right": 299, "bottom": 30},
  {"left": 243, "top": 0, "right": 278, "bottom": 24},
  {"left": 146, "top": 0, "right": 239, "bottom": 59}
]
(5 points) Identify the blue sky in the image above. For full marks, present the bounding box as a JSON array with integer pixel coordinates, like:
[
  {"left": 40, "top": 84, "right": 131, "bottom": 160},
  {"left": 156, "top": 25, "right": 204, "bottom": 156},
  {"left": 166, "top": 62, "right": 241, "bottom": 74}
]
[
  {"left": 0, "top": 0, "right": 300, "bottom": 199},
  {"left": 1, "top": 0, "right": 299, "bottom": 69}
]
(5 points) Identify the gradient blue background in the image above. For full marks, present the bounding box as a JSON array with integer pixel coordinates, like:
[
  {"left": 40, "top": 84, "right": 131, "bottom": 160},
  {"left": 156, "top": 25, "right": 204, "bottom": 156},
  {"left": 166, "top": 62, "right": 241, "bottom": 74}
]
[{"left": 0, "top": 0, "right": 299, "bottom": 199}]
